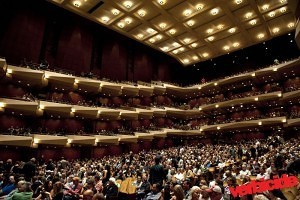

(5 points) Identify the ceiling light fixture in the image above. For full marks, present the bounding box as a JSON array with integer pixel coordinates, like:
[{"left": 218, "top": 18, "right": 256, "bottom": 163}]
[
  {"left": 183, "top": 59, "right": 190, "bottom": 63},
  {"left": 123, "top": 1, "right": 133, "bottom": 8},
  {"left": 268, "top": 11, "right": 275, "bottom": 17},
  {"left": 187, "top": 20, "right": 195, "bottom": 26},
  {"left": 73, "top": 0, "right": 81, "bottom": 7},
  {"left": 173, "top": 50, "right": 178, "bottom": 54},
  {"left": 287, "top": 22, "right": 295, "bottom": 28},
  {"left": 118, "top": 22, "right": 125, "bottom": 28},
  {"left": 223, "top": 45, "right": 230, "bottom": 50},
  {"left": 272, "top": 27, "right": 280, "bottom": 33},
  {"left": 280, "top": 0, "right": 287, "bottom": 3},
  {"left": 233, "top": 42, "right": 240, "bottom": 47},
  {"left": 149, "top": 38, "right": 155, "bottom": 43},
  {"left": 124, "top": 17, "right": 132, "bottom": 24},
  {"left": 159, "top": 23, "right": 166, "bottom": 29},
  {"left": 162, "top": 46, "right": 169, "bottom": 51},
  {"left": 235, "top": 0, "right": 243, "bottom": 4},
  {"left": 202, "top": 53, "right": 209, "bottom": 57},
  {"left": 280, "top": 7, "right": 286, "bottom": 13},
  {"left": 249, "top": 19, "right": 257, "bottom": 25},
  {"left": 210, "top": 8, "right": 219, "bottom": 15},
  {"left": 138, "top": 9, "right": 146, "bottom": 17},
  {"left": 193, "top": 56, "right": 199, "bottom": 60},
  {"left": 179, "top": 47, "right": 185, "bottom": 51},
  {"left": 183, "top": 9, "right": 192, "bottom": 16},
  {"left": 157, "top": 0, "right": 166, "bottom": 5},
  {"left": 262, "top": 4, "right": 269, "bottom": 10},
  {"left": 245, "top": 12, "right": 253, "bottom": 19},
  {"left": 257, "top": 33, "right": 264, "bottom": 39},
  {"left": 111, "top": 9, "right": 120, "bottom": 15},
  {"left": 191, "top": 43, "right": 198, "bottom": 48},
  {"left": 156, "top": 35, "right": 162, "bottom": 40},
  {"left": 169, "top": 29, "right": 176, "bottom": 34},
  {"left": 207, "top": 28, "right": 213, "bottom": 34},
  {"left": 217, "top": 24, "right": 224, "bottom": 30},
  {"left": 137, "top": 34, "right": 144, "bottom": 39},
  {"left": 147, "top": 28, "right": 155, "bottom": 34},
  {"left": 196, "top": 4, "right": 204, "bottom": 10},
  {"left": 184, "top": 38, "right": 191, "bottom": 43},
  {"left": 228, "top": 27, "right": 236, "bottom": 33},
  {"left": 207, "top": 36, "right": 214, "bottom": 41},
  {"left": 101, "top": 16, "right": 110, "bottom": 23},
  {"left": 172, "top": 42, "right": 180, "bottom": 47}
]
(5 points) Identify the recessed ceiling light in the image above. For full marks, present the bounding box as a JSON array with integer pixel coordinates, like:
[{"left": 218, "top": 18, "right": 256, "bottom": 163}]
[
  {"left": 262, "top": 4, "right": 269, "bottom": 10},
  {"left": 156, "top": 35, "right": 162, "bottom": 40},
  {"left": 245, "top": 12, "right": 253, "bottom": 19},
  {"left": 207, "top": 28, "right": 213, "bottom": 34},
  {"left": 118, "top": 22, "right": 125, "bottom": 28},
  {"left": 147, "top": 28, "right": 155, "bottom": 34},
  {"left": 184, "top": 38, "right": 191, "bottom": 43},
  {"left": 210, "top": 8, "right": 219, "bottom": 15},
  {"left": 257, "top": 33, "right": 265, "bottom": 39},
  {"left": 173, "top": 50, "right": 178, "bottom": 54},
  {"left": 124, "top": 17, "right": 132, "bottom": 24},
  {"left": 280, "top": 7, "right": 286, "bottom": 13},
  {"left": 233, "top": 42, "right": 240, "bottom": 47},
  {"left": 249, "top": 19, "right": 257, "bottom": 25},
  {"left": 193, "top": 56, "right": 199, "bottom": 60},
  {"left": 183, "top": 9, "right": 192, "bottom": 16},
  {"left": 228, "top": 27, "right": 236, "bottom": 33},
  {"left": 187, "top": 20, "right": 195, "bottom": 26},
  {"left": 191, "top": 43, "right": 198, "bottom": 48},
  {"left": 202, "top": 53, "right": 209, "bottom": 57},
  {"left": 159, "top": 23, "right": 166, "bottom": 29},
  {"left": 138, "top": 9, "right": 146, "bottom": 17},
  {"left": 223, "top": 45, "right": 230, "bottom": 50},
  {"left": 73, "top": 0, "right": 81, "bottom": 7},
  {"left": 149, "top": 38, "right": 155, "bottom": 43},
  {"left": 157, "top": 0, "right": 166, "bottom": 5},
  {"left": 137, "top": 34, "right": 144, "bottom": 39},
  {"left": 207, "top": 36, "right": 214, "bottom": 41},
  {"left": 162, "top": 46, "right": 169, "bottom": 52},
  {"left": 196, "top": 4, "right": 204, "bottom": 10},
  {"left": 101, "top": 16, "right": 110, "bottom": 23},
  {"left": 179, "top": 47, "right": 185, "bottom": 51},
  {"left": 272, "top": 27, "right": 280, "bottom": 33},
  {"left": 172, "top": 42, "right": 180, "bottom": 47},
  {"left": 169, "top": 29, "right": 176, "bottom": 34},
  {"left": 268, "top": 11, "right": 275, "bottom": 17},
  {"left": 235, "top": 0, "right": 243, "bottom": 4},
  {"left": 183, "top": 59, "right": 190, "bottom": 63},
  {"left": 111, "top": 9, "right": 120, "bottom": 15},
  {"left": 123, "top": 1, "right": 133, "bottom": 8},
  {"left": 217, "top": 24, "right": 224, "bottom": 30},
  {"left": 280, "top": 0, "right": 287, "bottom": 3},
  {"left": 287, "top": 22, "right": 295, "bottom": 28}
]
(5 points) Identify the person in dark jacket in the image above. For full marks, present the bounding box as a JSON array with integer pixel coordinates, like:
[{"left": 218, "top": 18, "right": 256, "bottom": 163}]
[
  {"left": 149, "top": 156, "right": 165, "bottom": 186},
  {"left": 104, "top": 178, "right": 118, "bottom": 199},
  {"left": 23, "top": 158, "right": 36, "bottom": 182}
]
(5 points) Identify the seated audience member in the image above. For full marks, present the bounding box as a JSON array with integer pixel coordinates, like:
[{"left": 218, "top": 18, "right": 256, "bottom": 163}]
[
  {"left": 0, "top": 176, "right": 15, "bottom": 196},
  {"left": 64, "top": 177, "right": 82, "bottom": 200},
  {"left": 144, "top": 183, "right": 162, "bottom": 200},
  {"left": 171, "top": 185, "right": 185, "bottom": 200},
  {"left": 9, "top": 181, "right": 33, "bottom": 200},
  {"left": 136, "top": 174, "right": 150, "bottom": 200}
]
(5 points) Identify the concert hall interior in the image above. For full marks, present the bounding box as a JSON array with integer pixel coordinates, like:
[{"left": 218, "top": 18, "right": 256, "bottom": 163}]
[{"left": 0, "top": 0, "right": 300, "bottom": 200}]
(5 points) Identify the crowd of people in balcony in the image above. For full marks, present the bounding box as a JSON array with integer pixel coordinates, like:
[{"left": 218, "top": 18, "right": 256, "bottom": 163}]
[{"left": 0, "top": 135, "right": 299, "bottom": 200}]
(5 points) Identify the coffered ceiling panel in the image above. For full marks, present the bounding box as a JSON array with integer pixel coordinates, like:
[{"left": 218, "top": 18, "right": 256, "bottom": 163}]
[{"left": 48, "top": 0, "right": 296, "bottom": 66}]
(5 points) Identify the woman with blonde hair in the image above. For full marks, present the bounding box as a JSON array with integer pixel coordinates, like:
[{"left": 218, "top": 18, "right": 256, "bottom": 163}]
[{"left": 190, "top": 186, "right": 201, "bottom": 200}]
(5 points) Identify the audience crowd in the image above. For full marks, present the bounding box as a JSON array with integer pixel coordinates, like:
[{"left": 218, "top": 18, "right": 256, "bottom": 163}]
[{"left": 0, "top": 135, "right": 299, "bottom": 200}]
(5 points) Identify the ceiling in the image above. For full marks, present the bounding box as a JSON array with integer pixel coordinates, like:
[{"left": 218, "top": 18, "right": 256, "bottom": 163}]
[{"left": 48, "top": 0, "right": 296, "bottom": 66}]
